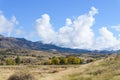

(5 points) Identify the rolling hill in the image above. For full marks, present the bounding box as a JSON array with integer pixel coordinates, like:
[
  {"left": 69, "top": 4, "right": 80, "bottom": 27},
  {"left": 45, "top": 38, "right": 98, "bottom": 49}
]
[{"left": 39, "top": 53, "right": 120, "bottom": 80}]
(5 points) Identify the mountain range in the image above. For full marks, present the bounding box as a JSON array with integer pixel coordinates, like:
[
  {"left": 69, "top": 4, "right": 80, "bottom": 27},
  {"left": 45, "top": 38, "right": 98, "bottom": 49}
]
[{"left": 0, "top": 34, "right": 118, "bottom": 54}]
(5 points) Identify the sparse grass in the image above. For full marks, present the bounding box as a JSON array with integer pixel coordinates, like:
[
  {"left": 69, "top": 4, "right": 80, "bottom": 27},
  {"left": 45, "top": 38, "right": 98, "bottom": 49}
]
[
  {"left": 0, "top": 65, "right": 79, "bottom": 80},
  {"left": 0, "top": 54, "right": 120, "bottom": 80},
  {"left": 63, "top": 54, "right": 120, "bottom": 80}
]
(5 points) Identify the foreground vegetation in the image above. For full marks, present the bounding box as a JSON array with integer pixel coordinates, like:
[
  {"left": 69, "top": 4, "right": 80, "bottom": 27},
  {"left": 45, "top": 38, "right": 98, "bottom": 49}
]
[
  {"left": 61, "top": 53, "right": 120, "bottom": 80},
  {"left": 0, "top": 65, "right": 81, "bottom": 80},
  {"left": 0, "top": 53, "right": 119, "bottom": 80},
  {"left": 0, "top": 48, "right": 117, "bottom": 80}
]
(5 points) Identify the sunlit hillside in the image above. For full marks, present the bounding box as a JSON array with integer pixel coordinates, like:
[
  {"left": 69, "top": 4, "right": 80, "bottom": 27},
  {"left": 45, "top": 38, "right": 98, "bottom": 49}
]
[{"left": 39, "top": 53, "right": 120, "bottom": 80}]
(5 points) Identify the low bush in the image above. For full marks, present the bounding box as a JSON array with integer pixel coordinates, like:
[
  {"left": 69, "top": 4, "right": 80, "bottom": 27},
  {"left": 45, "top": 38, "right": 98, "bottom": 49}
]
[{"left": 8, "top": 71, "right": 36, "bottom": 80}]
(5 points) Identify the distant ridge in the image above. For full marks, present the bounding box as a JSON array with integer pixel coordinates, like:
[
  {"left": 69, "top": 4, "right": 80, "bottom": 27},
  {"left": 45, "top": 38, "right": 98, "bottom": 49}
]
[{"left": 0, "top": 35, "right": 118, "bottom": 54}]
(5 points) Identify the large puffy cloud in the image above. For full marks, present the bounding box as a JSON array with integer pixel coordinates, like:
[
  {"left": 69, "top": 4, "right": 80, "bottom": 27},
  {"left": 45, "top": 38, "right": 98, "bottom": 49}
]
[
  {"left": 36, "top": 14, "right": 56, "bottom": 43},
  {"left": 35, "top": 7, "right": 120, "bottom": 50},
  {"left": 94, "top": 27, "right": 120, "bottom": 50},
  {"left": 0, "top": 12, "right": 18, "bottom": 36},
  {"left": 56, "top": 7, "right": 98, "bottom": 49},
  {"left": 36, "top": 7, "right": 98, "bottom": 49}
]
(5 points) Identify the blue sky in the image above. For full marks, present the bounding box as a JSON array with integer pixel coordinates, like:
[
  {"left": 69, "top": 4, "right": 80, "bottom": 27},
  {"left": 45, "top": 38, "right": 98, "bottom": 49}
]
[{"left": 0, "top": 0, "right": 120, "bottom": 50}]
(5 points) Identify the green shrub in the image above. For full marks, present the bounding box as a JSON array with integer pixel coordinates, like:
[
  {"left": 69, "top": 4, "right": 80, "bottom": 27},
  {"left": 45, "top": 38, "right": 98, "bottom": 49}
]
[
  {"left": 6, "top": 58, "right": 15, "bottom": 65},
  {"left": 50, "top": 57, "right": 60, "bottom": 65},
  {"left": 15, "top": 56, "right": 21, "bottom": 65}
]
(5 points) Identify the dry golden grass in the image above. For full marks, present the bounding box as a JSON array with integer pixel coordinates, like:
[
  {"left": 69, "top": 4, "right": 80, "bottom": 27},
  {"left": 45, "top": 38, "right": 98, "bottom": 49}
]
[
  {"left": 0, "top": 65, "right": 79, "bottom": 80},
  {"left": 62, "top": 54, "right": 120, "bottom": 80},
  {"left": 38, "top": 54, "right": 120, "bottom": 80},
  {"left": 0, "top": 54, "right": 120, "bottom": 80}
]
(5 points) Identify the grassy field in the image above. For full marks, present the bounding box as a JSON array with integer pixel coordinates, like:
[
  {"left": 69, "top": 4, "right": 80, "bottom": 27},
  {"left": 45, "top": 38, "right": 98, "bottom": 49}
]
[
  {"left": 0, "top": 54, "right": 120, "bottom": 80},
  {"left": 60, "top": 54, "right": 120, "bottom": 80},
  {"left": 0, "top": 65, "right": 81, "bottom": 80}
]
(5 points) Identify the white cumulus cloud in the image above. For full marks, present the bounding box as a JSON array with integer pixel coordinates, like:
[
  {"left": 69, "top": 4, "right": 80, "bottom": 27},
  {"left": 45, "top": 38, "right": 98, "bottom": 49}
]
[
  {"left": 35, "top": 7, "right": 98, "bottom": 49},
  {"left": 0, "top": 12, "right": 18, "bottom": 36},
  {"left": 94, "top": 27, "right": 120, "bottom": 50},
  {"left": 35, "top": 7, "right": 120, "bottom": 50},
  {"left": 56, "top": 7, "right": 98, "bottom": 49},
  {"left": 35, "top": 14, "right": 56, "bottom": 43}
]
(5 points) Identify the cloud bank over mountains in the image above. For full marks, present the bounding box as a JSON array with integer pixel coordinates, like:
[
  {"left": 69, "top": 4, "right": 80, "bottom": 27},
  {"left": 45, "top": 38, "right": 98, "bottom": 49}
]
[
  {"left": 35, "top": 7, "right": 120, "bottom": 50},
  {"left": 0, "top": 7, "right": 120, "bottom": 50}
]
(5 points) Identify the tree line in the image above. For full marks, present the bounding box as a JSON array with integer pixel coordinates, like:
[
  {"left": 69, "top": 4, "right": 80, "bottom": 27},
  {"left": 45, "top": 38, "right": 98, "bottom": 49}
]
[
  {"left": 47, "top": 56, "right": 84, "bottom": 65},
  {"left": 5, "top": 56, "right": 84, "bottom": 65},
  {"left": 0, "top": 56, "right": 93, "bottom": 65}
]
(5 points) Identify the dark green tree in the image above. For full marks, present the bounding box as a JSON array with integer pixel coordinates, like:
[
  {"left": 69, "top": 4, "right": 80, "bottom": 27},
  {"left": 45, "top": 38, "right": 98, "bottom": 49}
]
[{"left": 15, "top": 56, "right": 21, "bottom": 65}]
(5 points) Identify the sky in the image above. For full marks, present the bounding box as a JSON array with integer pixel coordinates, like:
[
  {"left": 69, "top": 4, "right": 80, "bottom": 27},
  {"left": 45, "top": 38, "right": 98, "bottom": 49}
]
[{"left": 0, "top": 0, "right": 120, "bottom": 50}]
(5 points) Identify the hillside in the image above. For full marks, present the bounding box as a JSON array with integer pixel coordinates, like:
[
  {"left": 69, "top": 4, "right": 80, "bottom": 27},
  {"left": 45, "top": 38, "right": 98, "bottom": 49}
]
[
  {"left": 0, "top": 35, "right": 88, "bottom": 53},
  {"left": 0, "top": 35, "right": 118, "bottom": 54},
  {"left": 39, "top": 53, "right": 120, "bottom": 80}
]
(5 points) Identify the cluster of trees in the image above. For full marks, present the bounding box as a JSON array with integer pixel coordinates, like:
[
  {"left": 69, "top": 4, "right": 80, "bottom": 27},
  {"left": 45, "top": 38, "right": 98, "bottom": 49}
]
[
  {"left": 6, "top": 56, "right": 20, "bottom": 65},
  {"left": 49, "top": 56, "right": 83, "bottom": 65},
  {"left": 0, "top": 55, "right": 94, "bottom": 65}
]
